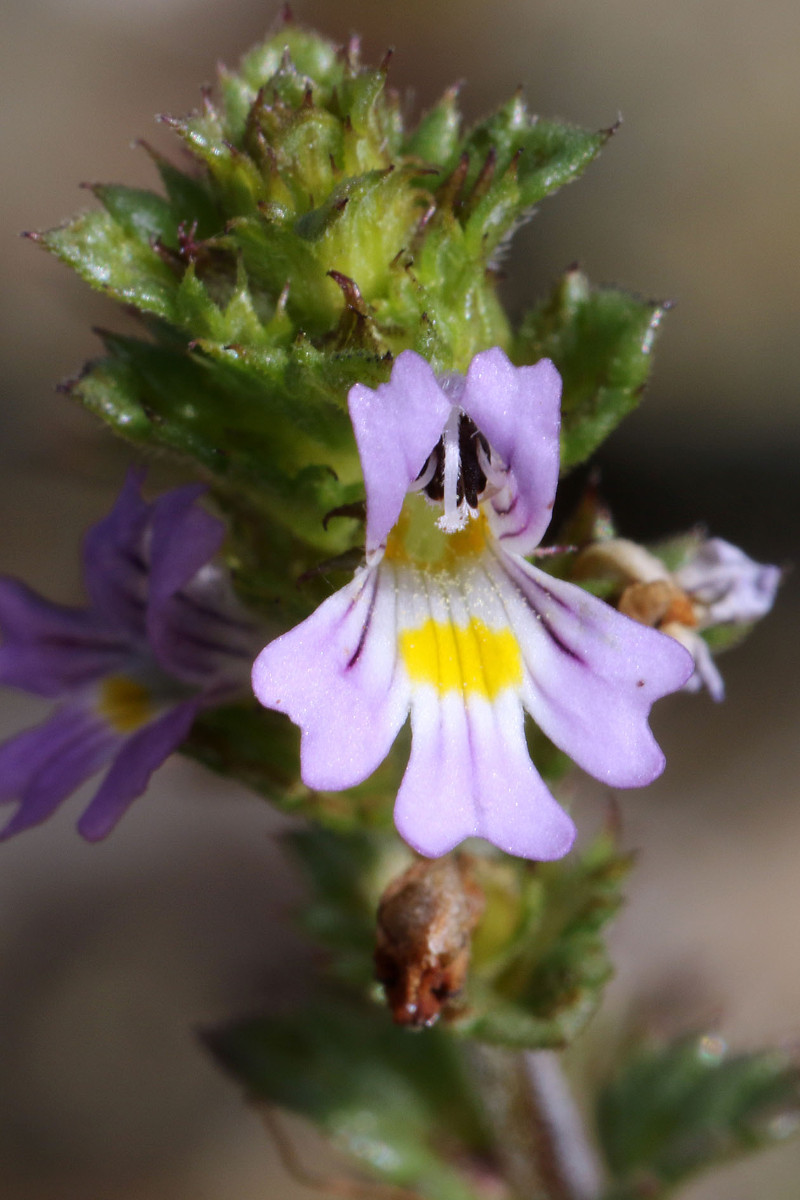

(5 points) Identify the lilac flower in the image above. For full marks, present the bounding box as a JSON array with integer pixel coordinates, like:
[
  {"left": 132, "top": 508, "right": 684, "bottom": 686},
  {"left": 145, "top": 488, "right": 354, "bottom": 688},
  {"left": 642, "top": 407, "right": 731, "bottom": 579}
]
[
  {"left": 0, "top": 472, "right": 260, "bottom": 841},
  {"left": 674, "top": 538, "right": 780, "bottom": 626},
  {"left": 575, "top": 536, "right": 781, "bottom": 701},
  {"left": 252, "top": 348, "right": 693, "bottom": 861}
]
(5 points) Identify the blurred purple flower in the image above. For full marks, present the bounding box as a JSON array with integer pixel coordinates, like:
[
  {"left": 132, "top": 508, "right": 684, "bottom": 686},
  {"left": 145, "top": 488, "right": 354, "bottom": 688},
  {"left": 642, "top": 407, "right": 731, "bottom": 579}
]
[
  {"left": 674, "top": 537, "right": 781, "bottom": 626},
  {"left": 253, "top": 348, "right": 693, "bottom": 861},
  {"left": 0, "top": 472, "right": 260, "bottom": 840}
]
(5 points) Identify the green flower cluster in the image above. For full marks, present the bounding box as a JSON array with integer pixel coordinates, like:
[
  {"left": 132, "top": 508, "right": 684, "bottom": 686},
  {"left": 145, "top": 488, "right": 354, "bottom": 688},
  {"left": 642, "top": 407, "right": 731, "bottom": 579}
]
[{"left": 33, "top": 14, "right": 661, "bottom": 610}]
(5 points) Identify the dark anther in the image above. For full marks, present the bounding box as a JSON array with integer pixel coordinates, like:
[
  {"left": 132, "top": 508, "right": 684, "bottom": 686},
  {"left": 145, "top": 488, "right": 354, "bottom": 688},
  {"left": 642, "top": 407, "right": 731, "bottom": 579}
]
[
  {"left": 459, "top": 417, "right": 489, "bottom": 508},
  {"left": 417, "top": 415, "right": 490, "bottom": 507}
]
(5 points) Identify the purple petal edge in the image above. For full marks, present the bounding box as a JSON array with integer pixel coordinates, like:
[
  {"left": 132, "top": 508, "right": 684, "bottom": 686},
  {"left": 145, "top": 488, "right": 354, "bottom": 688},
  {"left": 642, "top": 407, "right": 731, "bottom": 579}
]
[
  {"left": 488, "top": 551, "right": 694, "bottom": 788},
  {"left": 676, "top": 537, "right": 782, "bottom": 625},
  {"left": 77, "top": 700, "right": 200, "bottom": 841},
  {"left": 252, "top": 567, "right": 410, "bottom": 791},
  {"left": 0, "top": 708, "right": 118, "bottom": 840},
  {"left": 82, "top": 468, "right": 151, "bottom": 632},
  {"left": 394, "top": 690, "right": 576, "bottom": 860},
  {"left": 147, "top": 484, "right": 223, "bottom": 609},
  {"left": 0, "top": 578, "right": 127, "bottom": 697}
]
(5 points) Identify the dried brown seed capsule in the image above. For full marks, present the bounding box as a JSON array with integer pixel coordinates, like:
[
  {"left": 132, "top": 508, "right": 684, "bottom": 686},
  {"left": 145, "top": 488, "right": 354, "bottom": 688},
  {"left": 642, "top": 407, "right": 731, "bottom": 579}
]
[
  {"left": 618, "top": 579, "right": 698, "bottom": 629},
  {"left": 375, "top": 854, "right": 485, "bottom": 1028}
]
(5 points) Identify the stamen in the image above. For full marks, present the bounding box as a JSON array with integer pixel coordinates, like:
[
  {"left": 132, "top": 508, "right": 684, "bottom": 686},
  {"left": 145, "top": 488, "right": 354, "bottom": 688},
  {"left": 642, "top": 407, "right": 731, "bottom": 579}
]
[
  {"left": 410, "top": 453, "right": 437, "bottom": 494},
  {"left": 439, "top": 408, "right": 465, "bottom": 532},
  {"left": 476, "top": 441, "right": 506, "bottom": 491},
  {"left": 459, "top": 419, "right": 489, "bottom": 508},
  {"left": 416, "top": 412, "right": 493, "bottom": 530}
]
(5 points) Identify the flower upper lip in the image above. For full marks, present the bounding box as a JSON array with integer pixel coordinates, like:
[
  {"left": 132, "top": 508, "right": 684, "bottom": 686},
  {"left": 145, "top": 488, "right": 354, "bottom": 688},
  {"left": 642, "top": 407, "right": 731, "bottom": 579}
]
[{"left": 350, "top": 347, "right": 563, "bottom": 562}]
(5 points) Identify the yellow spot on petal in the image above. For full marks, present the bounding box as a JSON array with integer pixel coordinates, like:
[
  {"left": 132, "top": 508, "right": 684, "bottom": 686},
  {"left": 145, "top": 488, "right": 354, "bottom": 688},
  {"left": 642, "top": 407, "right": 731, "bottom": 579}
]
[
  {"left": 400, "top": 617, "right": 522, "bottom": 698},
  {"left": 98, "top": 675, "right": 154, "bottom": 733}
]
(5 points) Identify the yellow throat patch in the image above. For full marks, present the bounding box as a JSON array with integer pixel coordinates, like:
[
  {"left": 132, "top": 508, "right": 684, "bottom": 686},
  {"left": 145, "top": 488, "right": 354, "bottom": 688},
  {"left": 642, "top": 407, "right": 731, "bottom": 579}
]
[
  {"left": 400, "top": 617, "right": 522, "bottom": 699},
  {"left": 98, "top": 675, "right": 154, "bottom": 733}
]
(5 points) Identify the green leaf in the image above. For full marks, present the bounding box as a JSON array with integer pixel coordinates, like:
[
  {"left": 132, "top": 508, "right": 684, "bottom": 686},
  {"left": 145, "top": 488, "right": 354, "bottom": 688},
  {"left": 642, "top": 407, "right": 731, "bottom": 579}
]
[
  {"left": 339, "top": 65, "right": 404, "bottom": 162},
  {"left": 90, "top": 184, "right": 177, "bottom": 246},
  {"left": 207, "top": 994, "right": 490, "bottom": 1200},
  {"left": 37, "top": 210, "right": 179, "bottom": 320},
  {"left": 462, "top": 156, "right": 525, "bottom": 261},
  {"left": 406, "top": 87, "right": 462, "bottom": 163},
  {"left": 238, "top": 26, "right": 341, "bottom": 101},
  {"left": 513, "top": 117, "right": 611, "bottom": 208},
  {"left": 454, "top": 832, "right": 631, "bottom": 1048},
  {"left": 184, "top": 702, "right": 302, "bottom": 800},
  {"left": 266, "top": 106, "right": 345, "bottom": 206},
  {"left": 69, "top": 333, "right": 373, "bottom": 587},
  {"left": 141, "top": 142, "right": 223, "bottom": 238},
  {"left": 290, "top": 828, "right": 410, "bottom": 989},
  {"left": 514, "top": 268, "right": 668, "bottom": 471},
  {"left": 81, "top": 329, "right": 356, "bottom": 459},
  {"left": 230, "top": 214, "right": 340, "bottom": 330},
  {"left": 185, "top": 709, "right": 410, "bottom": 836},
  {"left": 598, "top": 1035, "right": 800, "bottom": 1199},
  {"left": 457, "top": 94, "right": 609, "bottom": 217}
]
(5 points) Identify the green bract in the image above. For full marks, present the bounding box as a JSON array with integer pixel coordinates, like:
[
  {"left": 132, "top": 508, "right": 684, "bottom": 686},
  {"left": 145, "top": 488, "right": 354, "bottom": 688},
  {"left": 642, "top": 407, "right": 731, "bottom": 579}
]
[
  {"left": 32, "top": 16, "right": 658, "bottom": 618},
  {"left": 514, "top": 267, "right": 669, "bottom": 473},
  {"left": 598, "top": 1036, "right": 800, "bottom": 1199}
]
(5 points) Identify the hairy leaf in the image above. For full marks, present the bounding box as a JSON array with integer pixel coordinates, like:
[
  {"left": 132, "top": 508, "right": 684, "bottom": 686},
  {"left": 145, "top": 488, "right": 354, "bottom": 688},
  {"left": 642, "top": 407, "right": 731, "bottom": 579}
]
[
  {"left": 598, "top": 1035, "right": 800, "bottom": 1199},
  {"left": 207, "top": 993, "right": 491, "bottom": 1200},
  {"left": 515, "top": 268, "right": 667, "bottom": 471}
]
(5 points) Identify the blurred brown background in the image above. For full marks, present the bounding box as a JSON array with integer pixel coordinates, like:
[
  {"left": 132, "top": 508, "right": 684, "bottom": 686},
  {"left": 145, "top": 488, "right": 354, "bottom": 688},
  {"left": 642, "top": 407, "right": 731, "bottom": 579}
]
[{"left": 1, "top": 1, "right": 799, "bottom": 1197}]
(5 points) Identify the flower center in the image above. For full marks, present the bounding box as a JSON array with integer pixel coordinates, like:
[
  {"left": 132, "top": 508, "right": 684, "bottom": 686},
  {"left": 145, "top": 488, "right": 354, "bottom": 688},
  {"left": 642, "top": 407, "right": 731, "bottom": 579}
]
[
  {"left": 384, "top": 498, "right": 490, "bottom": 567},
  {"left": 399, "top": 616, "right": 522, "bottom": 699},
  {"left": 413, "top": 410, "right": 490, "bottom": 533},
  {"left": 98, "top": 674, "right": 155, "bottom": 733}
]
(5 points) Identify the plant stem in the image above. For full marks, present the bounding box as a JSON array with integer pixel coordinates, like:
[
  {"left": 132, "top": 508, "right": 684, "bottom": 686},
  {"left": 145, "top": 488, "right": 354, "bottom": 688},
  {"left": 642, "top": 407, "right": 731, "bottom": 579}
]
[
  {"left": 470, "top": 1046, "right": 604, "bottom": 1200},
  {"left": 524, "top": 1051, "right": 604, "bottom": 1200}
]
